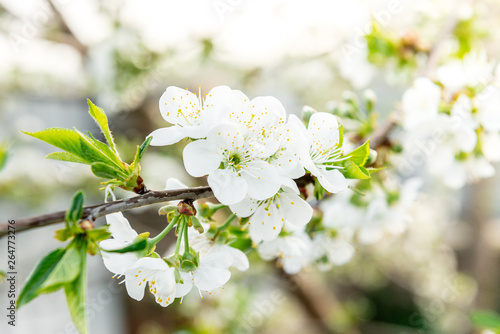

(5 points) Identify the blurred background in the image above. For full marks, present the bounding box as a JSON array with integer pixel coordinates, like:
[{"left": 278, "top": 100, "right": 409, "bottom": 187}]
[{"left": 1, "top": 0, "right": 500, "bottom": 333}]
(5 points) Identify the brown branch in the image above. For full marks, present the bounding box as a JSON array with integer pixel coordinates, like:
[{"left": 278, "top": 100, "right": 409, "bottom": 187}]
[{"left": 0, "top": 186, "right": 213, "bottom": 237}]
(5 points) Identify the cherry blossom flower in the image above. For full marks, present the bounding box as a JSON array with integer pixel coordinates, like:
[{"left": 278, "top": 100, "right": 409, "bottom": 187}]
[
  {"left": 257, "top": 224, "right": 312, "bottom": 274},
  {"left": 229, "top": 187, "right": 313, "bottom": 242},
  {"left": 100, "top": 212, "right": 140, "bottom": 276},
  {"left": 124, "top": 257, "right": 177, "bottom": 307},
  {"left": 148, "top": 86, "right": 243, "bottom": 146},
  {"left": 174, "top": 251, "right": 234, "bottom": 299},
  {"left": 183, "top": 122, "right": 281, "bottom": 205},
  {"left": 293, "top": 112, "right": 349, "bottom": 193}
]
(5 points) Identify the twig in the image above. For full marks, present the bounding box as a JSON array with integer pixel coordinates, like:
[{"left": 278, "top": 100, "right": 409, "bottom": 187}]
[{"left": 0, "top": 187, "right": 213, "bottom": 236}]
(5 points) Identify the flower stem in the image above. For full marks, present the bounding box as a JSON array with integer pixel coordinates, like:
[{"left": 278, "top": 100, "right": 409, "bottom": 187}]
[
  {"left": 174, "top": 216, "right": 185, "bottom": 255},
  {"left": 218, "top": 213, "right": 236, "bottom": 232},
  {"left": 149, "top": 214, "right": 179, "bottom": 246},
  {"left": 183, "top": 218, "right": 190, "bottom": 254}
]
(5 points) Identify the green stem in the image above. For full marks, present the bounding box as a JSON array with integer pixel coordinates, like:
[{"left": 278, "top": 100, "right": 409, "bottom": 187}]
[
  {"left": 183, "top": 218, "right": 190, "bottom": 254},
  {"left": 174, "top": 216, "right": 185, "bottom": 255},
  {"left": 218, "top": 214, "right": 236, "bottom": 231},
  {"left": 149, "top": 215, "right": 179, "bottom": 246}
]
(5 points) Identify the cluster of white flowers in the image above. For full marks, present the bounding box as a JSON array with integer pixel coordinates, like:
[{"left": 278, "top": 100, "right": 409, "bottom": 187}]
[
  {"left": 149, "top": 85, "right": 351, "bottom": 238},
  {"left": 98, "top": 85, "right": 378, "bottom": 308},
  {"left": 400, "top": 52, "right": 500, "bottom": 188}
]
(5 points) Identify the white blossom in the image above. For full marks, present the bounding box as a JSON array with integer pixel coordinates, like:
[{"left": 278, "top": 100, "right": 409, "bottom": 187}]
[{"left": 229, "top": 187, "right": 313, "bottom": 243}]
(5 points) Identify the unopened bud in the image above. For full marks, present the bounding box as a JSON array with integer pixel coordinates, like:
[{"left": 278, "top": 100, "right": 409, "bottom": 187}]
[
  {"left": 363, "top": 89, "right": 377, "bottom": 113},
  {"left": 158, "top": 205, "right": 177, "bottom": 216},
  {"left": 302, "top": 105, "right": 317, "bottom": 125},
  {"left": 366, "top": 149, "right": 378, "bottom": 165},
  {"left": 79, "top": 219, "right": 94, "bottom": 230},
  {"left": 177, "top": 200, "right": 197, "bottom": 216}
]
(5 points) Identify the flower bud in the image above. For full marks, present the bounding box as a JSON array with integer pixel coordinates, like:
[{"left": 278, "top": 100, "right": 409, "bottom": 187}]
[
  {"left": 158, "top": 205, "right": 177, "bottom": 216},
  {"left": 177, "top": 200, "right": 197, "bottom": 216},
  {"left": 366, "top": 149, "right": 378, "bottom": 165},
  {"left": 302, "top": 105, "right": 317, "bottom": 125},
  {"left": 78, "top": 219, "right": 94, "bottom": 230}
]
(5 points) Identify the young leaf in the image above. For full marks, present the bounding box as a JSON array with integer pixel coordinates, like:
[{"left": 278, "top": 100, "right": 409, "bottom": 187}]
[
  {"left": 65, "top": 191, "right": 85, "bottom": 224},
  {"left": 91, "top": 162, "right": 127, "bottom": 180},
  {"left": 133, "top": 136, "right": 153, "bottom": 166},
  {"left": 64, "top": 241, "right": 88, "bottom": 334},
  {"left": 23, "top": 128, "right": 85, "bottom": 157},
  {"left": 46, "top": 152, "right": 89, "bottom": 164},
  {"left": 87, "top": 99, "right": 117, "bottom": 154},
  {"left": 38, "top": 242, "right": 82, "bottom": 293},
  {"left": 101, "top": 238, "right": 148, "bottom": 254},
  {"left": 341, "top": 160, "right": 371, "bottom": 179},
  {"left": 346, "top": 139, "right": 370, "bottom": 167},
  {"left": 17, "top": 248, "right": 66, "bottom": 308}
]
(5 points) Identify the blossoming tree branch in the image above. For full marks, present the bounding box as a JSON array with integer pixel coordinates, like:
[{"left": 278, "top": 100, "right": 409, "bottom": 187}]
[{"left": 0, "top": 86, "right": 381, "bottom": 333}]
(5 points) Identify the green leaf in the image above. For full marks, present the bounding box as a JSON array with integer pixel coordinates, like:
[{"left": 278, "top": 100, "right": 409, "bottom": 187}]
[
  {"left": 46, "top": 152, "right": 89, "bottom": 164},
  {"left": 65, "top": 191, "right": 85, "bottom": 224},
  {"left": 101, "top": 238, "right": 148, "bottom": 254},
  {"left": 472, "top": 310, "right": 500, "bottom": 331},
  {"left": 17, "top": 248, "right": 66, "bottom": 308},
  {"left": 64, "top": 240, "right": 88, "bottom": 334},
  {"left": 23, "top": 128, "right": 85, "bottom": 157},
  {"left": 91, "top": 162, "right": 127, "bottom": 180},
  {"left": 87, "top": 99, "right": 117, "bottom": 154},
  {"left": 346, "top": 140, "right": 370, "bottom": 167},
  {"left": 341, "top": 160, "right": 371, "bottom": 179},
  {"left": 75, "top": 130, "right": 123, "bottom": 170},
  {"left": 365, "top": 166, "right": 385, "bottom": 174},
  {"left": 133, "top": 136, "right": 153, "bottom": 166},
  {"left": 86, "top": 226, "right": 112, "bottom": 243},
  {"left": 38, "top": 242, "right": 82, "bottom": 293}
]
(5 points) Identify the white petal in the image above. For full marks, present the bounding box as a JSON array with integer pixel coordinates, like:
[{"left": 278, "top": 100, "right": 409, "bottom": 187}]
[
  {"left": 223, "top": 245, "right": 250, "bottom": 271},
  {"left": 248, "top": 205, "right": 284, "bottom": 242},
  {"left": 159, "top": 86, "right": 200, "bottom": 126},
  {"left": 207, "top": 123, "right": 245, "bottom": 150},
  {"left": 316, "top": 169, "right": 348, "bottom": 193},
  {"left": 307, "top": 113, "right": 340, "bottom": 151},
  {"left": 101, "top": 251, "right": 138, "bottom": 275},
  {"left": 241, "top": 161, "right": 281, "bottom": 200},
  {"left": 175, "top": 272, "right": 193, "bottom": 298},
  {"left": 148, "top": 126, "right": 189, "bottom": 146},
  {"left": 194, "top": 266, "right": 231, "bottom": 292},
  {"left": 280, "top": 191, "right": 313, "bottom": 227},
  {"left": 183, "top": 140, "right": 221, "bottom": 177},
  {"left": 106, "top": 212, "right": 138, "bottom": 244},
  {"left": 208, "top": 169, "right": 248, "bottom": 205},
  {"left": 229, "top": 197, "right": 259, "bottom": 217}
]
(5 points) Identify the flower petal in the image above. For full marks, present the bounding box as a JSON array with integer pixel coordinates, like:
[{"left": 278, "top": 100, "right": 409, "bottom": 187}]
[
  {"left": 229, "top": 197, "right": 259, "bottom": 217},
  {"left": 307, "top": 113, "right": 340, "bottom": 152},
  {"left": 248, "top": 205, "right": 284, "bottom": 242},
  {"left": 106, "top": 212, "right": 138, "bottom": 244},
  {"left": 183, "top": 140, "right": 221, "bottom": 177},
  {"left": 241, "top": 161, "right": 281, "bottom": 200},
  {"left": 316, "top": 168, "right": 348, "bottom": 193},
  {"left": 159, "top": 86, "right": 200, "bottom": 126},
  {"left": 223, "top": 245, "right": 250, "bottom": 271},
  {"left": 208, "top": 169, "right": 248, "bottom": 205},
  {"left": 175, "top": 271, "right": 193, "bottom": 298},
  {"left": 280, "top": 191, "right": 313, "bottom": 227},
  {"left": 148, "top": 126, "right": 190, "bottom": 146},
  {"left": 193, "top": 266, "right": 231, "bottom": 292}
]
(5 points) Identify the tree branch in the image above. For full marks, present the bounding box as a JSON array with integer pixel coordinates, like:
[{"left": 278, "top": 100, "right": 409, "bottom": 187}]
[{"left": 0, "top": 187, "right": 213, "bottom": 237}]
